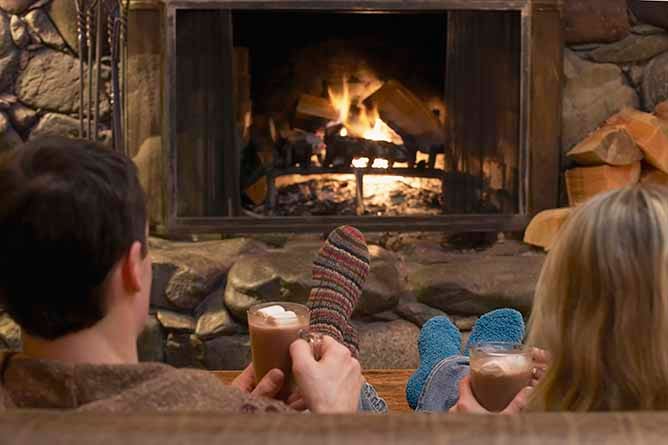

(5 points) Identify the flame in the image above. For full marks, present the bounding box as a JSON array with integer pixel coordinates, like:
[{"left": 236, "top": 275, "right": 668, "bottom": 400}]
[
  {"left": 328, "top": 77, "right": 403, "bottom": 145},
  {"left": 352, "top": 157, "right": 369, "bottom": 168},
  {"left": 351, "top": 157, "right": 390, "bottom": 169}
]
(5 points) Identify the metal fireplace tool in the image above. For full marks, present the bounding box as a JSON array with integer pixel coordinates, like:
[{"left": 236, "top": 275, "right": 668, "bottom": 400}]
[{"left": 74, "top": 0, "right": 129, "bottom": 155}]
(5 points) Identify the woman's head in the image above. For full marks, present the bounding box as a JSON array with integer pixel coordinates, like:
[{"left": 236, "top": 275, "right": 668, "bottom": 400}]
[{"left": 527, "top": 184, "right": 668, "bottom": 411}]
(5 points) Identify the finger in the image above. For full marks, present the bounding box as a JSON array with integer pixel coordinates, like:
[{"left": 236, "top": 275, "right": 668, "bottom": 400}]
[
  {"left": 287, "top": 390, "right": 302, "bottom": 405},
  {"left": 251, "top": 368, "right": 285, "bottom": 399},
  {"left": 319, "top": 336, "right": 351, "bottom": 364},
  {"left": 289, "top": 398, "right": 308, "bottom": 411},
  {"left": 531, "top": 348, "right": 551, "bottom": 366},
  {"left": 231, "top": 364, "right": 256, "bottom": 392},
  {"left": 290, "top": 339, "right": 318, "bottom": 373},
  {"left": 501, "top": 387, "right": 533, "bottom": 415}
]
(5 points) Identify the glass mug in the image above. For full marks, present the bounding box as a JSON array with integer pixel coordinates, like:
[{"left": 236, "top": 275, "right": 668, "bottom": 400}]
[
  {"left": 469, "top": 341, "right": 532, "bottom": 412},
  {"left": 247, "top": 302, "right": 323, "bottom": 400}
]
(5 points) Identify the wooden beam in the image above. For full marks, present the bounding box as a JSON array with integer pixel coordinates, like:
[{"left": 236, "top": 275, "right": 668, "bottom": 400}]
[
  {"left": 566, "top": 125, "right": 642, "bottom": 166},
  {"left": 565, "top": 162, "right": 641, "bottom": 206}
]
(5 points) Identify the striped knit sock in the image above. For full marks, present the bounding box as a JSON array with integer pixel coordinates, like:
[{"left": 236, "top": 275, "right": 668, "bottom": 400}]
[{"left": 308, "top": 226, "right": 369, "bottom": 358}]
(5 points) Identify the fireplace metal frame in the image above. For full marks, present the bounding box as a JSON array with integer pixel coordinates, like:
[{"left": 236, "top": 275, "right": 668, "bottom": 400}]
[{"left": 153, "top": 0, "right": 562, "bottom": 234}]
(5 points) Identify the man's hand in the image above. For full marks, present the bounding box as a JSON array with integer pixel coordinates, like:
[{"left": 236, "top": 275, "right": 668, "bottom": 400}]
[
  {"left": 531, "top": 347, "right": 550, "bottom": 387},
  {"left": 231, "top": 364, "right": 285, "bottom": 399},
  {"left": 449, "top": 375, "right": 532, "bottom": 415},
  {"left": 290, "top": 336, "right": 363, "bottom": 414}
]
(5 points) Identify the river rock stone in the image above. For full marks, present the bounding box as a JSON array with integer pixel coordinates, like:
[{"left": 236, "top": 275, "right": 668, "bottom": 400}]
[
  {"left": 9, "top": 15, "right": 28, "bottom": 48},
  {"left": 195, "top": 289, "right": 239, "bottom": 340},
  {"left": 642, "top": 52, "right": 668, "bottom": 111},
  {"left": 29, "top": 112, "right": 79, "bottom": 139},
  {"left": 16, "top": 49, "right": 109, "bottom": 117},
  {"left": 202, "top": 335, "right": 251, "bottom": 370},
  {"left": 590, "top": 33, "right": 668, "bottom": 64},
  {"left": 165, "top": 333, "right": 204, "bottom": 368},
  {"left": 0, "top": 0, "right": 34, "bottom": 14},
  {"left": 452, "top": 315, "right": 478, "bottom": 332},
  {"left": 153, "top": 238, "right": 267, "bottom": 310},
  {"left": 224, "top": 247, "right": 317, "bottom": 320},
  {"left": 357, "top": 245, "right": 402, "bottom": 315},
  {"left": 357, "top": 320, "right": 419, "bottom": 369},
  {"left": 133, "top": 136, "right": 163, "bottom": 227},
  {"left": 23, "top": 9, "right": 67, "bottom": 51},
  {"left": 395, "top": 301, "right": 446, "bottom": 327},
  {"left": 8, "top": 102, "right": 37, "bottom": 132},
  {"left": 156, "top": 310, "right": 195, "bottom": 333},
  {"left": 0, "top": 111, "right": 22, "bottom": 151},
  {"left": 562, "top": 49, "right": 639, "bottom": 152},
  {"left": 0, "top": 12, "right": 18, "bottom": 92},
  {"left": 45, "top": 0, "right": 77, "bottom": 52},
  {"left": 563, "top": 0, "right": 630, "bottom": 44},
  {"left": 0, "top": 313, "right": 21, "bottom": 350},
  {"left": 407, "top": 256, "right": 544, "bottom": 316},
  {"left": 629, "top": 0, "right": 668, "bottom": 31},
  {"left": 137, "top": 315, "right": 165, "bottom": 363},
  {"left": 632, "top": 24, "right": 667, "bottom": 36}
]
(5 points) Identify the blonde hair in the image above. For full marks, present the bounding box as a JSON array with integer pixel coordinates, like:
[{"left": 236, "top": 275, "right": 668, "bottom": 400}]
[{"left": 527, "top": 184, "right": 668, "bottom": 411}]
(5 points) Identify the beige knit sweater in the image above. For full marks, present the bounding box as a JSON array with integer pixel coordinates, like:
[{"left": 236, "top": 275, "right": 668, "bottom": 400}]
[{"left": 0, "top": 352, "right": 292, "bottom": 413}]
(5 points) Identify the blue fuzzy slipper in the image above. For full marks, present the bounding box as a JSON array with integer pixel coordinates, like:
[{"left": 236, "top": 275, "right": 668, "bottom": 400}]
[
  {"left": 463, "top": 308, "right": 525, "bottom": 355},
  {"left": 406, "top": 316, "right": 461, "bottom": 410}
]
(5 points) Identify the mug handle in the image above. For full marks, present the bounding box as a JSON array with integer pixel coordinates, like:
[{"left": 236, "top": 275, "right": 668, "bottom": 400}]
[{"left": 299, "top": 329, "right": 324, "bottom": 361}]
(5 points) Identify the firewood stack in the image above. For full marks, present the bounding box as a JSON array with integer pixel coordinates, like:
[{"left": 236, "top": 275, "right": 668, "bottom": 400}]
[{"left": 524, "top": 100, "right": 668, "bottom": 251}]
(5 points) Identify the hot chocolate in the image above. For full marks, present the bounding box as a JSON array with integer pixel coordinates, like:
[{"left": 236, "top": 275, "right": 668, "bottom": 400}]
[
  {"left": 247, "top": 302, "right": 310, "bottom": 400},
  {"left": 470, "top": 343, "right": 532, "bottom": 412}
]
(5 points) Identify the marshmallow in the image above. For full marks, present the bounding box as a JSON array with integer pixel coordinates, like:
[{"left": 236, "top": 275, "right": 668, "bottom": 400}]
[
  {"left": 474, "top": 355, "right": 530, "bottom": 376},
  {"left": 257, "top": 305, "right": 287, "bottom": 317}
]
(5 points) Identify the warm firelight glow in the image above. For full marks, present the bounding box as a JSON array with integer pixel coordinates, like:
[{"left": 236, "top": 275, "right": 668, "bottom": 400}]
[
  {"left": 328, "top": 77, "right": 403, "bottom": 145},
  {"left": 351, "top": 158, "right": 391, "bottom": 169},
  {"left": 352, "top": 157, "right": 369, "bottom": 168}
]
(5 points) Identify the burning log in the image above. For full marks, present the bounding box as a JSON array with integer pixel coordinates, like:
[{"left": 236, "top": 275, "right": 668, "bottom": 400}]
[
  {"left": 565, "top": 162, "right": 641, "bottom": 206},
  {"left": 296, "top": 94, "right": 339, "bottom": 122},
  {"left": 274, "top": 130, "right": 324, "bottom": 169},
  {"left": 365, "top": 80, "right": 446, "bottom": 150},
  {"left": 566, "top": 125, "right": 643, "bottom": 166},
  {"left": 323, "top": 134, "right": 410, "bottom": 168}
]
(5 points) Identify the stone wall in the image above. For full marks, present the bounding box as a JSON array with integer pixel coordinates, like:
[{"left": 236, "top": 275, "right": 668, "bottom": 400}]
[
  {"left": 0, "top": 232, "right": 544, "bottom": 369},
  {"left": 0, "top": 0, "right": 110, "bottom": 151}
]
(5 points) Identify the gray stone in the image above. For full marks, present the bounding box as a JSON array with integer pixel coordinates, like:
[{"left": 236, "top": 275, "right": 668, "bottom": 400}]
[
  {"left": 45, "top": 0, "right": 77, "bottom": 53},
  {"left": 165, "top": 333, "right": 204, "bottom": 368},
  {"left": 23, "top": 9, "right": 67, "bottom": 51},
  {"left": 0, "top": 313, "right": 21, "bottom": 350},
  {"left": 590, "top": 33, "right": 668, "bottom": 64},
  {"left": 395, "top": 302, "right": 446, "bottom": 327},
  {"left": 562, "top": 49, "right": 639, "bottom": 152},
  {"left": 150, "top": 251, "right": 180, "bottom": 311},
  {"left": 126, "top": 54, "right": 160, "bottom": 158},
  {"left": 0, "top": 11, "right": 11, "bottom": 56},
  {"left": 133, "top": 136, "right": 163, "bottom": 227},
  {"left": 0, "top": 111, "right": 22, "bottom": 151},
  {"left": 0, "top": 38, "right": 18, "bottom": 92},
  {"left": 9, "top": 15, "right": 28, "bottom": 48},
  {"left": 137, "top": 315, "right": 165, "bottom": 363},
  {"left": 202, "top": 335, "right": 251, "bottom": 370},
  {"left": 357, "top": 246, "right": 402, "bottom": 315},
  {"left": 632, "top": 24, "right": 667, "bottom": 36},
  {"left": 16, "top": 49, "right": 109, "bottom": 117},
  {"left": 29, "top": 112, "right": 79, "bottom": 139},
  {"left": 356, "top": 320, "right": 419, "bottom": 369},
  {"left": 195, "top": 289, "right": 239, "bottom": 340},
  {"left": 642, "top": 52, "right": 668, "bottom": 111},
  {"left": 629, "top": 0, "right": 668, "bottom": 32},
  {"left": 0, "top": 0, "right": 34, "bottom": 14},
  {"left": 407, "top": 256, "right": 544, "bottom": 316},
  {"left": 628, "top": 63, "right": 647, "bottom": 88},
  {"left": 483, "top": 240, "right": 534, "bottom": 257},
  {"left": 368, "top": 310, "right": 401, "bottom": 323},
  {"left": 569, "top": 43, "right": 602, "bottom": 52},
  {"left": 452, "top": 315, "right": 478, "bottom": 332},
  {"left": 8, "top": 102, "right": 37, "bottom": 132},
  {"left": 224, "top": 247, "right": 318, "bottom": 320},
  {"left": 152, "top": 238, "right": 267, "bottom": 310},
  {"left": 563, "top": 0, "right": 630, "bottom": 45},
  {"left": 156, "top": 310, "right": 195, "bottom": 333}
]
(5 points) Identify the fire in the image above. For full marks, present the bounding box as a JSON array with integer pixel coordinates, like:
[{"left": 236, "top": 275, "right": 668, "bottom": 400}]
[
  {"left": 351, "top": 157, "right": 390, "bottom": 169},
  {"left": 328, "top": 77, "right": 403, "bottom": 145}
]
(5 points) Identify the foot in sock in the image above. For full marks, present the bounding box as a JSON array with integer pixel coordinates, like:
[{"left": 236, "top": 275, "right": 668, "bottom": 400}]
[
  {"left": 406, "top": 316, "right": 461, "bottom": 410},
  {"left": 307, "top": 226, "right": 369, "bottom": 357},
  {"left": 463, "top": 308, "right": 525, "bottom": 355}
]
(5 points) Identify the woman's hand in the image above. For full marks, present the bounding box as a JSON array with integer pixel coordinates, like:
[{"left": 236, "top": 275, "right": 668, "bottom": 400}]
[
  {"left": 448, "top": 375, "right": 532, "bottom": 415},
  {"left": 231, "top": 364, "right": 286, "bottom": 399},
  {"left": 531, "top": 347, "right": 550, "bottom": 387}
]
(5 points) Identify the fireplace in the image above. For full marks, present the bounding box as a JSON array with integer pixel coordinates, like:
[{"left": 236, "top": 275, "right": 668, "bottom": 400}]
[{"left": 125, "top": 0, "right": 562, "bottom": 234}]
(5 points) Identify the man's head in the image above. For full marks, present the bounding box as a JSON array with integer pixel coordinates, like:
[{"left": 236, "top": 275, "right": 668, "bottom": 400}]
[{"left": 0, "top": 137, "right": 151, "bottom": 341}]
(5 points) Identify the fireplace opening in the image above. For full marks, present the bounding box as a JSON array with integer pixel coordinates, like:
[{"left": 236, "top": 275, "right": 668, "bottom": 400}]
[
  {"left": 234, "top": 11, "right": 450, "bottom": 217},
  {"left": 170, "top": 7, "right": 534, "bottom": 230}
]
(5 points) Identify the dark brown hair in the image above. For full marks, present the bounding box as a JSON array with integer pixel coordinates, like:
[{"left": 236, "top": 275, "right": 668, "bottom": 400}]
[{"left": 0, "top": 137, "right": 147, "bottom": 339}]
